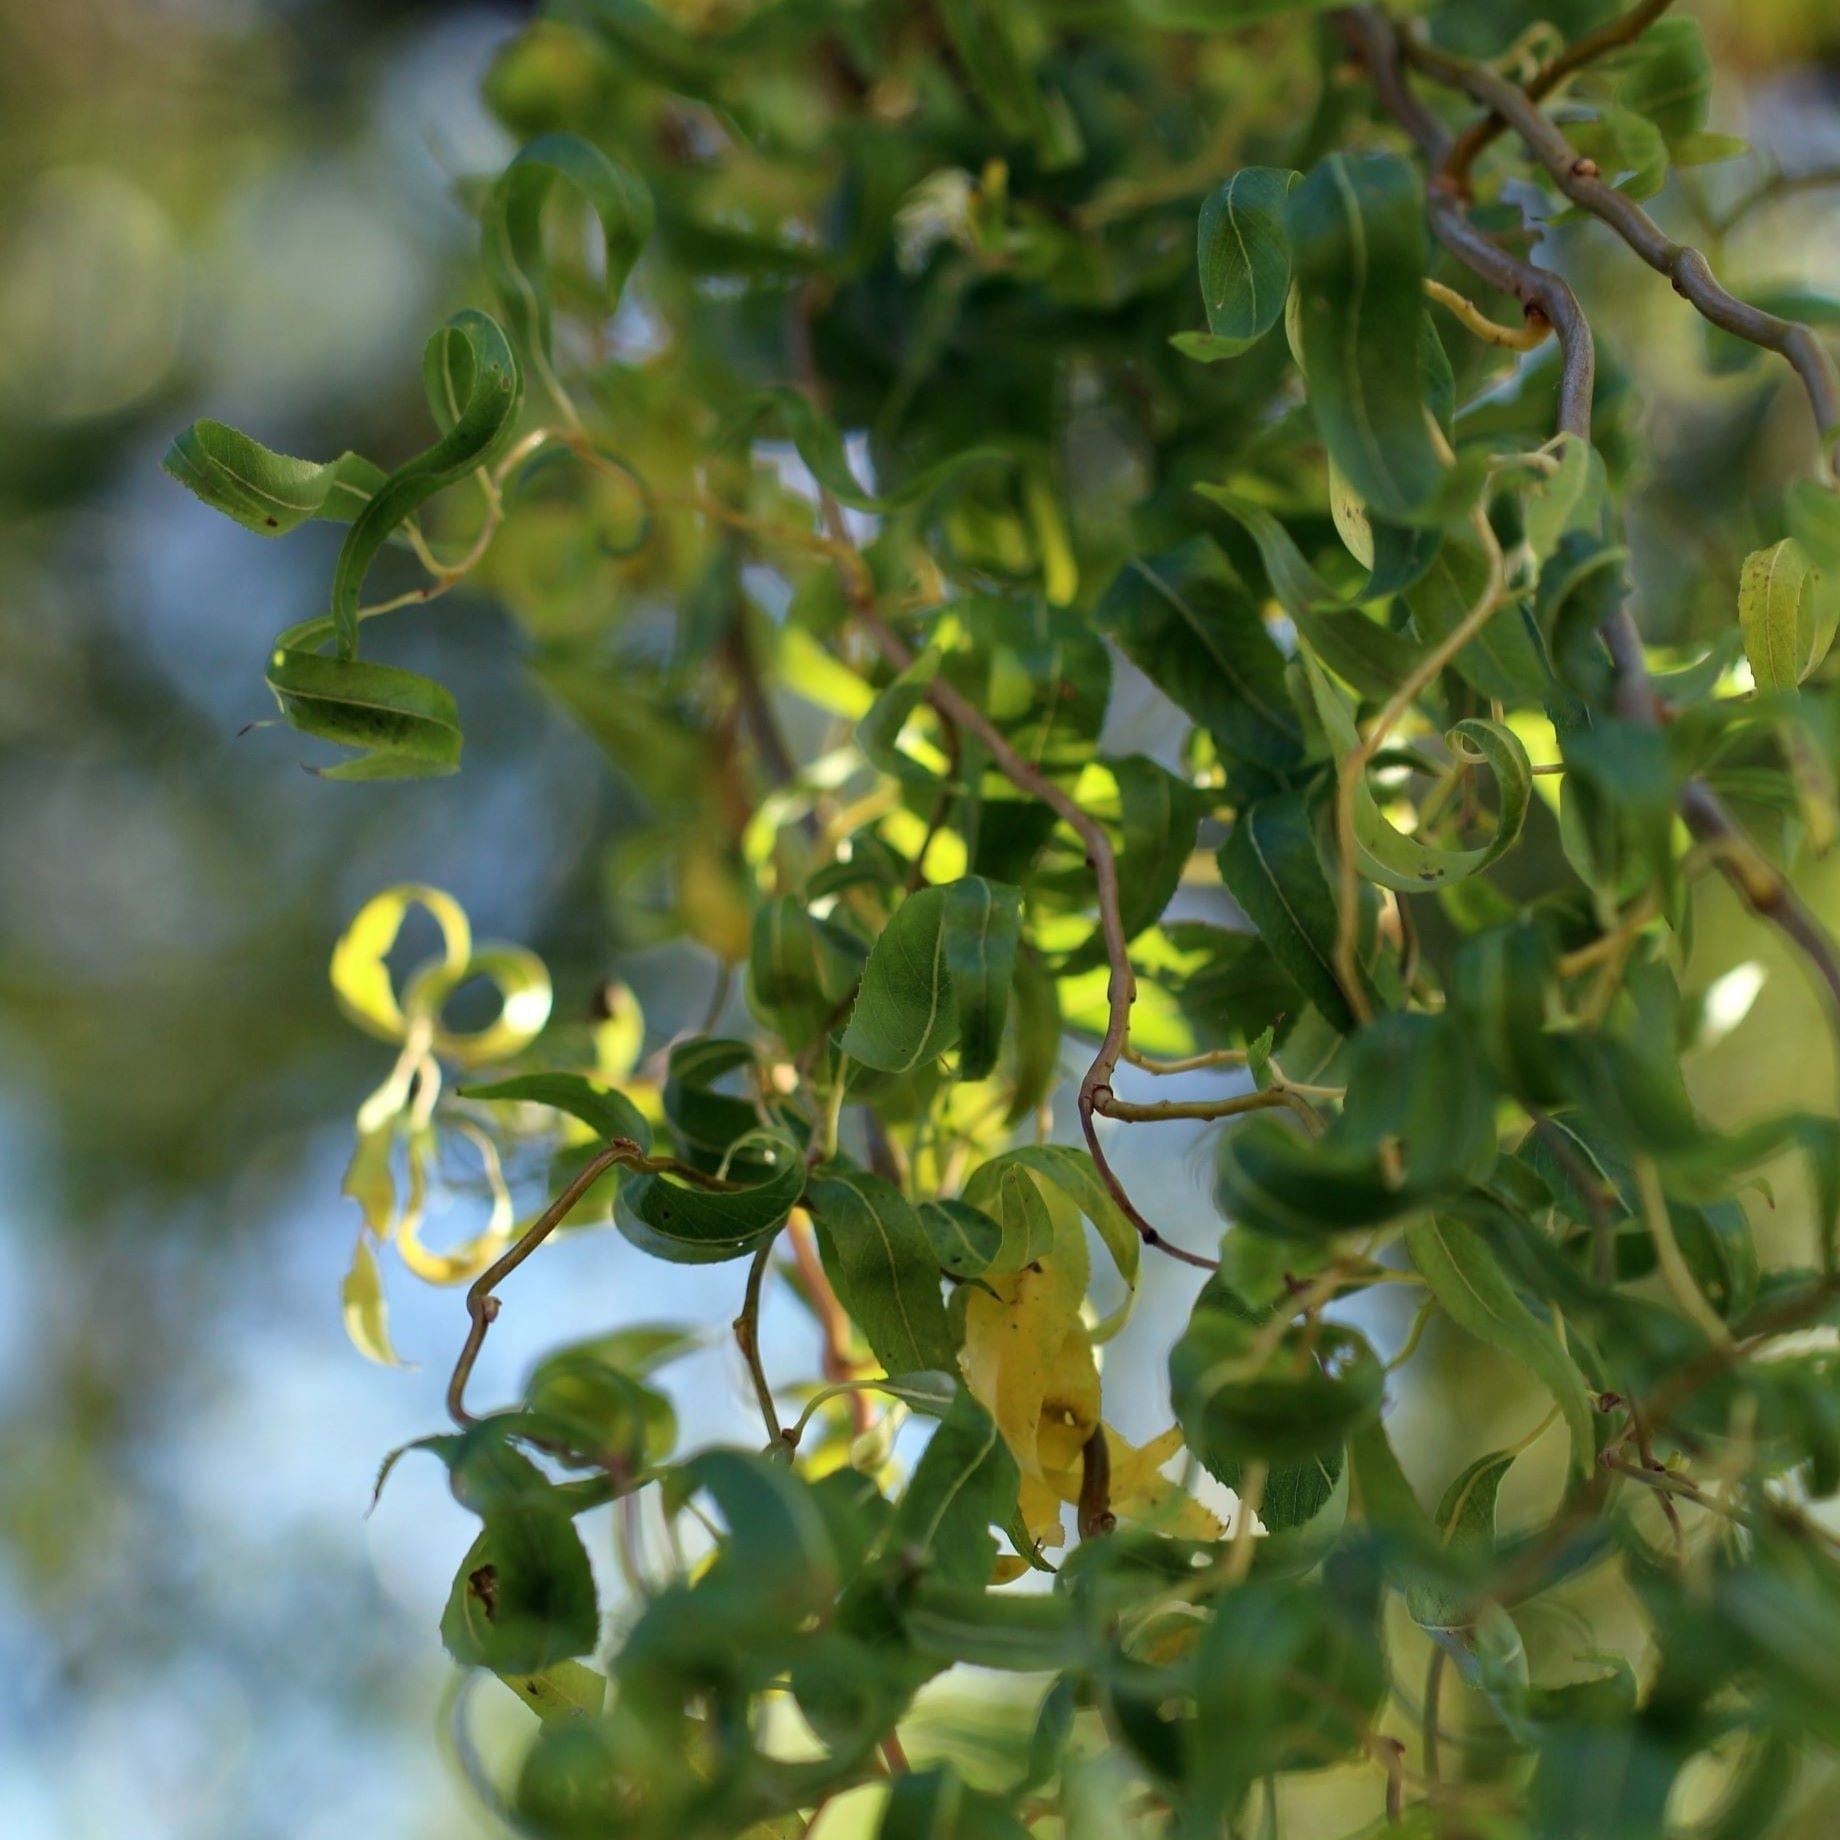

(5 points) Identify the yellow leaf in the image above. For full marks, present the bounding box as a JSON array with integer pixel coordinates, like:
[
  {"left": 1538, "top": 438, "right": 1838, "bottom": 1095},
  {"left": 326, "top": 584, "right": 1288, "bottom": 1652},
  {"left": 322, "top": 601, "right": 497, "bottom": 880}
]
[
  {"left": 331, "top": 885, "right": 471, "bottom": 1044},
  {"left": 592, "top": 982, "right": 646, "bottom": 1081},
  {"left": 341, "top": 1236, "right": 409, "bottom": 1367},
  {"left": 396, "top": 1120, "right": 515, "bottom": 1285},
  {"left": 959, "top": 1185, "right": 1096, "bottom": 1547},
  {"left": 408, "top": 943, "right": 554, "bottom": 1068},
  {"left": 1096, "top": 1424, "right": 1225, "bottom": 1542},
  {"left": 341, "top": 1117, "right": 398, "bottom": 1239}
]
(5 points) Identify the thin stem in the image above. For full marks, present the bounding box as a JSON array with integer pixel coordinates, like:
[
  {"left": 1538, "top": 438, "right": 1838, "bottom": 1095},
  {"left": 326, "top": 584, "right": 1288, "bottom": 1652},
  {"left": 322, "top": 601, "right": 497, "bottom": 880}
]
[
  {"left": 1223, "top": 1461, "right": 1267, "bottom": 1586},
  {"left": 1122, "top": 1042, "right": 1250, "bottom": 1075},
  {"left": 788, "top": 1210, "right": 873, "bottom": 1435},
  {"left": 1333, "top": 497, "right": 1508, "bottom": 1020},
  {"left": 1634, "top": 1156, "right": 1731, "bottom": 1349},
  {"left": 1422, "top": 1645, "right": 1446, "bottom": 1787},
  {"left": 448, "top": 1139, "right": 726, "bottom": 1425},
  {"left": 1442, "top": 0, "right": 1678, "bottom": 192},
  {"left": 736, "top": 1235, "right": 786, "bottom": 1448},
  {"left": 1078, "top": 1428, "right": 1116, "bottom": 1542},
  {"left": 1423, "top": 276, "right": 1550, "bottom": 352},
  {"left": 1401, "top": 26, "right": 1840, "bottom": 474},
  {"left": 1093, "top": 1089, "right": 1292, "bottom": 1124}
]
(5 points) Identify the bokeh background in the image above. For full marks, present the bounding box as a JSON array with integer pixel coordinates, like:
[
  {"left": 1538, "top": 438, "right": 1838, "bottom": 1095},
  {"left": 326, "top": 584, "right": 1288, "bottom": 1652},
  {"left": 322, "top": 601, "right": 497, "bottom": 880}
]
[{"left": 2, "top": 2, "right": 1838, "bottom": 1835}]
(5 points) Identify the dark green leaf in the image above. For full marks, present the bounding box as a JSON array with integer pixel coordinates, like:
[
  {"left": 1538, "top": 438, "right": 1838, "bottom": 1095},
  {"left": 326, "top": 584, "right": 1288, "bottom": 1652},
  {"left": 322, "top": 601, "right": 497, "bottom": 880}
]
[
  {"left": 1288, "top": 153, "right": 1443, "bottom": 522},
  {"left": 806, "top": 1168, "right": 957, "bottom": 1378}
]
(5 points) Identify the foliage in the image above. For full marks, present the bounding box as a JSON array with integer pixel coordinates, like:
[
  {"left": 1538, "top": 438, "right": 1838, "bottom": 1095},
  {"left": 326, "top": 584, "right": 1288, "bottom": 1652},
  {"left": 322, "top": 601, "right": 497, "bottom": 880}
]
[{"left": 164, "top": 0, "right": 1840, "bottom": 1834}]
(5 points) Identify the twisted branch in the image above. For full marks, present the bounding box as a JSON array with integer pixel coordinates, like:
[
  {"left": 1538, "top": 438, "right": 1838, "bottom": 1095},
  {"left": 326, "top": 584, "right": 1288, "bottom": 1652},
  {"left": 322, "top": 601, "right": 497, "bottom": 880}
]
[{"left": 1340, "top": 5, "right": 1840, "bottom": 1037}]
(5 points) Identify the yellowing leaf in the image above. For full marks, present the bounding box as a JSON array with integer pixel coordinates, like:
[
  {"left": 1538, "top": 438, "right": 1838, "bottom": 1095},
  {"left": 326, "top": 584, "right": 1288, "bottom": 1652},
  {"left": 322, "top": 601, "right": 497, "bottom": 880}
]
[
  {"left": 396, "top": 1121, "right": 516, "bottom": 1285},
  {"left": 409, "top": 943, "right": 554, "bottom": 1067},
  {"left": 331, "top": 885, "right": 471, "bottom": 1043},
  {"left": 1100, "top": 1425, "right": 1226, "bottom": 1541},
  {"left": 958, "top": 1192, "right": 1096, "bottom": 1547},
  {"left": 341, "top": 1236, "right": 408, "bottom": 1368},
  {"left": 592, "top": 983, "right": 646, "bottom": 1082},
  {"left": 1740, "top": 536, "right": 1829, "bottom": 691}
]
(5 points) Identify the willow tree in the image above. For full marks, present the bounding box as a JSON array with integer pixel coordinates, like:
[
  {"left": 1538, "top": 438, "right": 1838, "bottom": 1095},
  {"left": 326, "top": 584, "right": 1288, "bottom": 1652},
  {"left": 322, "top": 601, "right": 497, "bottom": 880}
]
[{"left": 166, "top": 1, "right": 1840, "bottom": 1834}]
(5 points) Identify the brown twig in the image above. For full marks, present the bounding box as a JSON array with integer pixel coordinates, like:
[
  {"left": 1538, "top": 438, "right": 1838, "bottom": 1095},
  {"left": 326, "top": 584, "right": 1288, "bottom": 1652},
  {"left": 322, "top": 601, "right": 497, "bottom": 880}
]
[
  {"left": 844, "top": 597, "right": 1216, "bottom": 1270},
  {"left": 736, "top": 1234, "right": 787, "bottom": 1447},
  {"left": 1398, "top": 27, "right": 1840, "bottom": 472},
  {"left": 447, "top": 1139, "right": 731, "bottom": 1425},
  {"left": 788, "top": 1209, "right": 873, "bottom": 1435},
  {"left": 1441, "top": 0, "right": 1678, "bottom": 194},
  {"left": 1077, "top": 1428, "right": 1116, "bottom": 1541},
  {"left": 1334, "top": 8, "right": 1595, "bottom": 439},
  {"left": 1342, "top": 5, "right": 1840, "bottom": 1048}
]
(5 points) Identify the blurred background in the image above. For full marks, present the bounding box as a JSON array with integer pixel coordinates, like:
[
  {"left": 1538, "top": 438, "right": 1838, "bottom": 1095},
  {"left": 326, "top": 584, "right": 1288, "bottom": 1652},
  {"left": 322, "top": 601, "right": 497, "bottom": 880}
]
[{"left": 1, "top": 2, "right": 1837, "bottom": 1835}]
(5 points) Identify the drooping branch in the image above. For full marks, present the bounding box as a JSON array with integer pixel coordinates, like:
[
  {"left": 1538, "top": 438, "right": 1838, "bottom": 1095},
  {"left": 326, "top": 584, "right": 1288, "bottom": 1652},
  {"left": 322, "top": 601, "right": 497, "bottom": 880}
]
[
  {"left": 1342, "top": 5, "right": 1840, "bottom": 1042},
  {"left": 446, "top": 1140, "right": 734, "bottom": 1426},
  {"left": 1442, "top": 0, "right": 1679, "bottom": 193},
  {"left": 1397, "top": 26, "right": 1840, "bottom": 470},
  {"left": 843, "top": 592, "right": 1218, "bottom": 1270},
  {"left": 1334, "top": 8, "right": 1595, "bottom": 439}
]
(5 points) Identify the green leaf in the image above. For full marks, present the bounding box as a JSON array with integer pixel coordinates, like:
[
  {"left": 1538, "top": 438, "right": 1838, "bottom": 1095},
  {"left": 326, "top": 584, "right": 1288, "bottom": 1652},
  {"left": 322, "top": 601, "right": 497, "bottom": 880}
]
[
  {"left": 839, "top": 878, "right": 1018, "bottom": 1077},
  {"left": 935, "top": 0, "right": 1071, "bottom": 165},
  {"left": 1404, "top": 1217, "right": 1595, "bottom": 1478},
  {"left": 900, "top": 1577, "right": 1080, "bottom": 1671},
  {"left": 941, "top": 876, "right": 1023, "bottom": 1081},
  {"left": 1616, "top": 17, "right": 1713, "bottom": 148},
  {"left": 1305, "top": 656, "right": 1534, "bottom": 894},
  {"left": 1188, "top": 1569, "right": 1387, "bottom": 1818},
  {"left": 880, "top": 1767, "right": 1031, "bottom": 1840},
  {"left": 1198, "top": 488, "right": 1430, "bottom": 699},
  {"left": 717, "top": 386, "right": 1006, "bottom": 514},
  {"left": 954, "top": 1163, "right": 1055, "bottom": 1275},
  {"left": 441, "top": 1454, "right": 600, "bottom": 1675},
  {"left": 887, "top": 1387, "right": 1019, "bottom": 1586},
  {"left": 746, "top": 894, "right": 867, "bottom": 1053},
  {"left": 500, "top": 1659, "right": 607, "bottom": 1723},
  {"left": 484, "top": 134, "right": 652, "bottom": 380},
  {"left": 676, "top": 1448, "right": 841, "bottom": 1614},
  {"left": 1217, "top": 788, "right": 1359, "bottom": 1033},
  {"left": 839, "top": 884, "right": 956, "bottom": 1073},
  {"left": 1215, "top": 1118, "right": 1418, "bottom": 1238},
  {"left": 805, "top": 1169, "right": 957, "bottom": 1379},
  {"left": 1288, "top": 152, "right": 1443, "bottom": 522},
  {"left": 662, "top": 1037, "right": 771, "bottom": 1164},
  {"left": 1523, "top": 433, "right": 1605, "bottom": 566},
  {"left": 524, "top": 1345, "right": 677, "bottom": 1469},
  {"left": 1740, "top": 537, "right": 1829, "bottom": 691},
  {"left": 1331, "top": 1010, "right": 1500, "bottom": 1190},
  {"left": 1171, "top": 1287, "right": 1383, "bottom": 1466},
  {"left": 328, "top": 310, "right": 522, "bottom": 658},
  {"left": 1194, "top": 167, "right": 1298, "bottom": 355},
  {"left": 162, "top": 421, "right": 387, "bottom": 536},
  {"left": 1403, "top": 530, "right": 1558, "bottom": 705},
  {"left": 919, "top": 1198, "right": 1009, "bottom": 1280},
  {"left": 460, "top": 1073, "right": 653, "bottom": 1149},
  {"left": 265, "top": 645, "right": 463, "bottom": 780},
  {"left": 614, "top": 1132, "right": 804, "bottom": 1263},
  {"left": 1407, "top": 1447, "right": 1516, "bottom": 1629},
  {"left": 1093, "top": 540, "right": 1304, "bottom": 771}
]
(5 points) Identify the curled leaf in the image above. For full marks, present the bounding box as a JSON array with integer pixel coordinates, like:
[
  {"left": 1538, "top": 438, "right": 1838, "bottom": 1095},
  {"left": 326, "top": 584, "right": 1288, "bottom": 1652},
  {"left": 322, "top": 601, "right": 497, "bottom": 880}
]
[
  {"left": 329, "top": 310, "right": 522, "bottom": 657},
  {"left": 266, "top": 644, "right": 465, "bottom": 781},
  {"left": 162, "top": 421, "right": 386, "bottom": 535}
]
